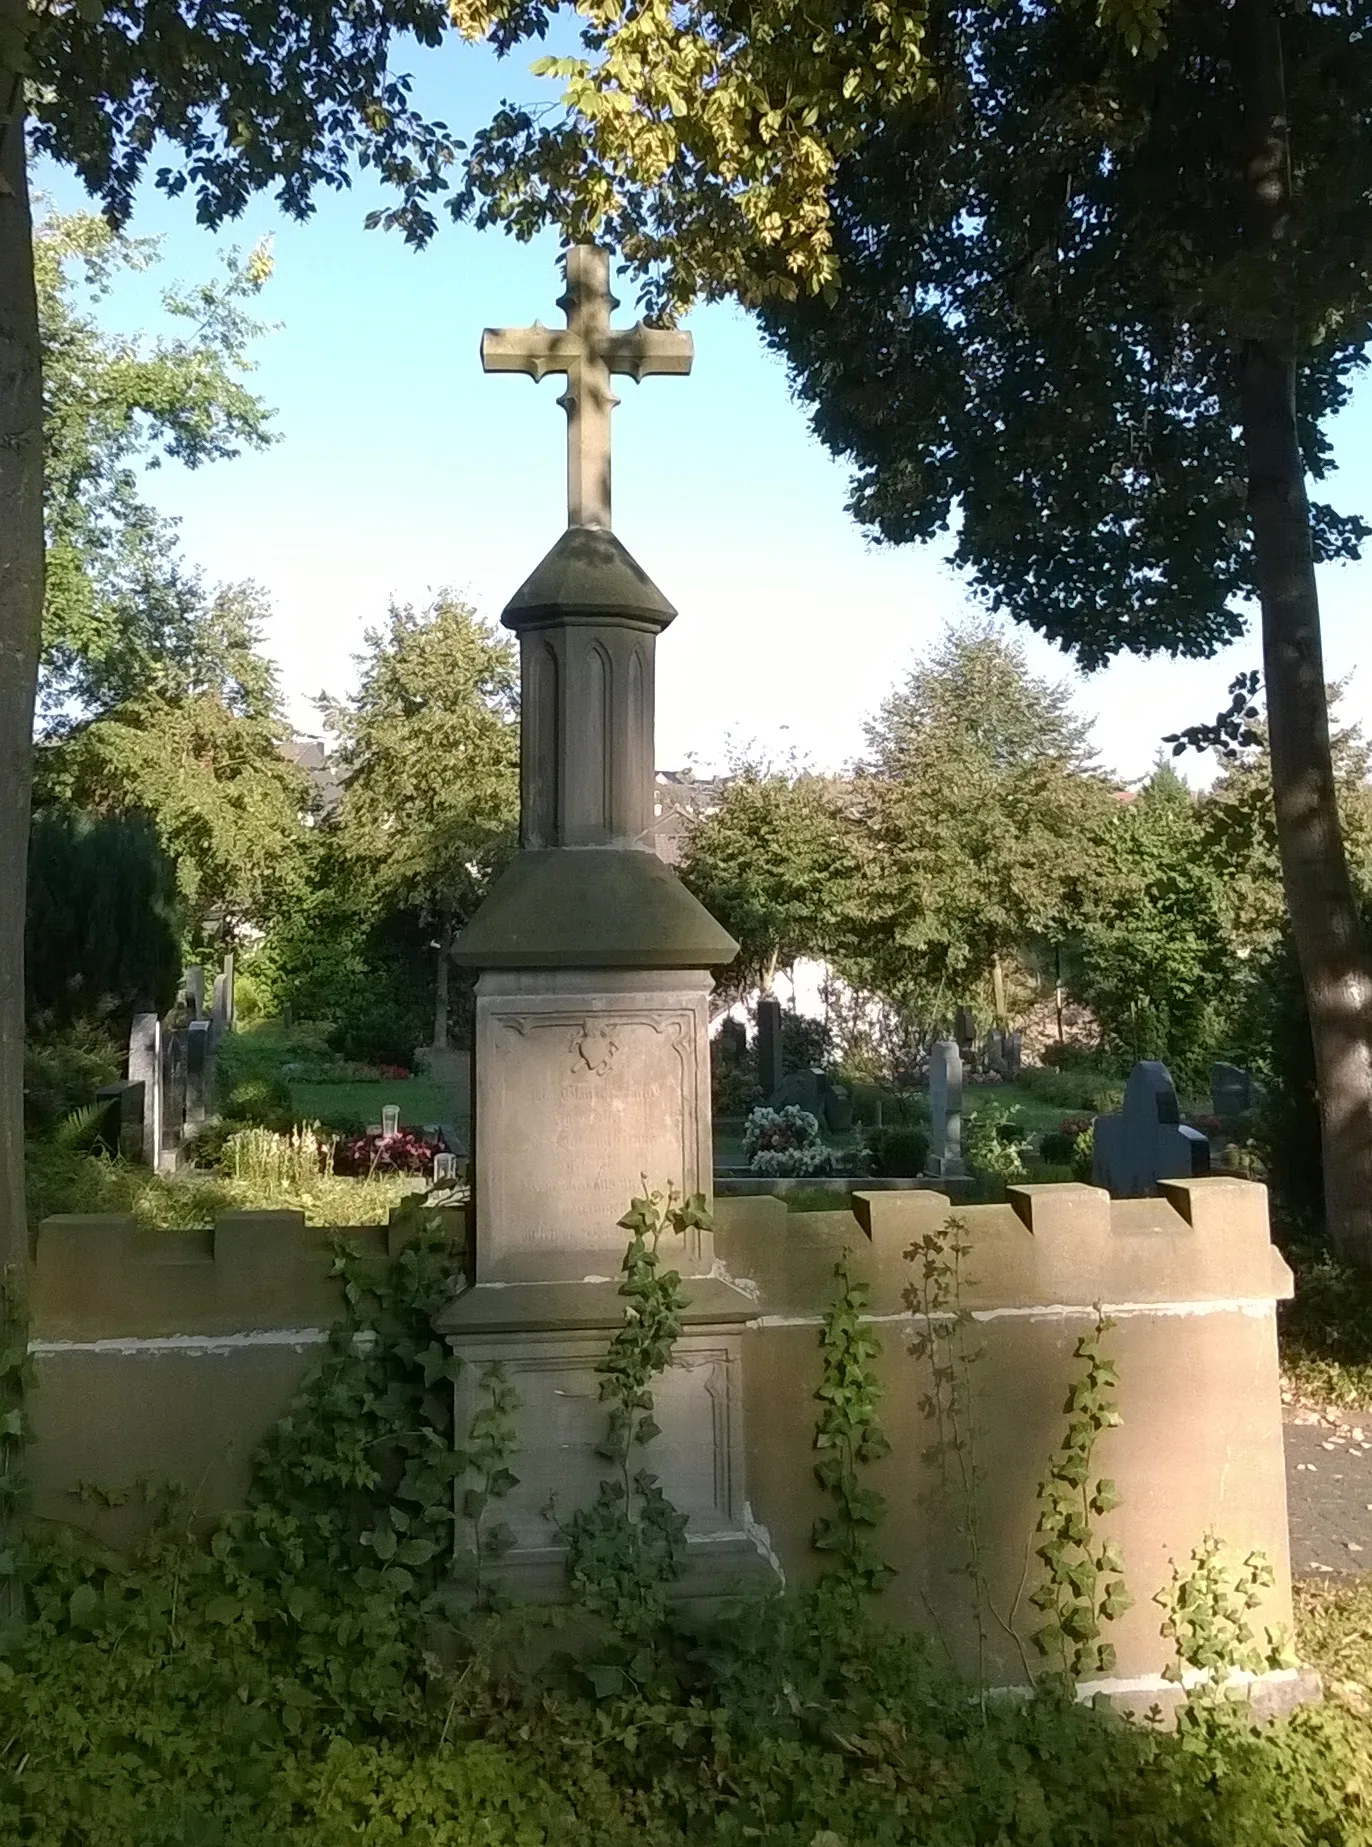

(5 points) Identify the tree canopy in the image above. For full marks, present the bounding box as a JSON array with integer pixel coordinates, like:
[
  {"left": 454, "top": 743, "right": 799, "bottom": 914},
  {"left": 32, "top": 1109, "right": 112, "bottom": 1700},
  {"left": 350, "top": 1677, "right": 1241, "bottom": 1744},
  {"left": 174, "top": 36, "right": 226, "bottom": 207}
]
[
  {"left": 847, "top": 624, "right": 1112, "bottom": 1024},
  {"left": 36, "top": 583, "right": 308, "bottom": 945},
  {"left": 680, "top": 763, "right": 854, "bottom": 993},
  {"left": 38, "top": 211, "right": 275, "bottom": 724},
  {"left": 323, "top": 594, "right": 520, "bottom": 928}
]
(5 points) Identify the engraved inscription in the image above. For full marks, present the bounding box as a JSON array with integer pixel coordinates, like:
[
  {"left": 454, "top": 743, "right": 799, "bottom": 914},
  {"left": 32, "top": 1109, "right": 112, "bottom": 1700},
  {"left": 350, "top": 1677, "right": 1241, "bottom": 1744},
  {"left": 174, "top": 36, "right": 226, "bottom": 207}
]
[{"left": 484, "top": 1006, "right": 699, "bottom": 1252}]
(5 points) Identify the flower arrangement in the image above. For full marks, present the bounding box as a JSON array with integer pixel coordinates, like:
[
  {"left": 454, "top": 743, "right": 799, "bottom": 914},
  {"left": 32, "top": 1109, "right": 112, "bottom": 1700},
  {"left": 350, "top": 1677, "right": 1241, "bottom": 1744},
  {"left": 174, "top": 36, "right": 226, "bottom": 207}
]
[
  {"left": 743, "top": 1105, "right": 835, "bottom": 1178},
  {"left": 335, "top": 1126, "right": 447, "bottom": 1177}
]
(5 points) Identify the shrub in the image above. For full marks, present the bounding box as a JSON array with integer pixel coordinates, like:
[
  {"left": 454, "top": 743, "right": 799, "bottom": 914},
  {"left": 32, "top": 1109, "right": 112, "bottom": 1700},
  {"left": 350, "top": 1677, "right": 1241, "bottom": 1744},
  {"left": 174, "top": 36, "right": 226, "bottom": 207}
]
[
  {"left": 1071, "top": 1124, "right": 1095, "bottom": 1182},
  {"left": 1039, "top": 1115, "right": 1094, "bottom": 1166},
  {"left": 221, "top": 1073, "right": 295, "bottom": 1131},
  {"left": 712, "top": 1061, "right": 762, "bottom": 1118},
  {"left": 743, "top": 1105, "right": 835, "bottom": 1177},
  {"left": 964, "top": 1107, "right": 1026, "bottom": 1183},
  {"left": 23, "top": 1021, "right": 120, "bottom": 1136},
  {"left": 864, "top": 1123, "right": 930, "bottom": 1177},
  {"left": 327, "top": 992, "right": 425, "bottom": 1070}
]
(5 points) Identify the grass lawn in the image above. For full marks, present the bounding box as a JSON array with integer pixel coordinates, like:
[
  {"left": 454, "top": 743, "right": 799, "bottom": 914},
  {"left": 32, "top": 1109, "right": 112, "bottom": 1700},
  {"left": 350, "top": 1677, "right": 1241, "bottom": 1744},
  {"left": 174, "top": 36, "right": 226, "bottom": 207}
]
[{"left": 290, "top": 1077, "right": 457, "bottom": 1130}]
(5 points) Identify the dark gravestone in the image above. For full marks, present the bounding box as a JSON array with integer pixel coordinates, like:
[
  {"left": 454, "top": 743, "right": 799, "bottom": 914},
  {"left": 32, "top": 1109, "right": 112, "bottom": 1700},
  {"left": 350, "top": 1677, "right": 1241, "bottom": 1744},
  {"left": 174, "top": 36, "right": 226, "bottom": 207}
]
[
  {"left": 186, "top": 1019, "right": 215, "bottom": 1129},
  {"left": 1211, "top": 1061, "right": 1261, "bottom": 1119},
  {"left": 1092, "top": 1061, "right": 1211, "bottom": 1197},
  {"left": 718, "top": 1018, "right": 747, "bottom": 1062},
  {"left": 954, "top": 1005, "right": 977, "bottom": 1056},
  {"left": 757, "top": 996, "right": 784, "bottom": 1102},
  {"left": 1006, "top": 1029, "right": 1023, "bottom": 1081},
  {"left": 771, "top": 1067, "right": 853, "bottom": 1136},
  {"left": 160, "top": 1029, "right": 189, "bottom": 1171},
  {"left": 95, "top": 1080, "right": 145, "bottom": 1161}
]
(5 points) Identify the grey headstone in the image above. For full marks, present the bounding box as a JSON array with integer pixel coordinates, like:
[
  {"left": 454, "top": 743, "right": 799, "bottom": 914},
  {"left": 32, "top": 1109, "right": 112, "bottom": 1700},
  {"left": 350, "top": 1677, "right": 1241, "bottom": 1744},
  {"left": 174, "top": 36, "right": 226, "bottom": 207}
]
[
  {"left": 128, "top": 1013, "right": 162, "bottom": 1166},
  {"left": 183, "top": 965, "right": 206, "bottom": 1019},
  {"left": 1006, "top": 1030, "right": 1023, "bottom": 1081},
  {"left": 1211, "top": 1061, "right": 1254, "bottom": 1119},
  {"left": 1092, "top": 1060, "right": 1211, "bottom": 1198},
  {"left": 768, "top": 1067, "right": 850, "bottom": 1136},
  {"left": 926, "top": 1038, "right": 966, "bottom": 1177},
  {"left": 983, "top": 1028, "right": 1007, "bottom": 1077},
  {"left": 757, "top": 996, "right": 784, "bottom": 1102},
  {"left": 186, "top": 1019, "right": 215, "bottom": 1129},
  {"left": 954, "top": 1005, "right": 977, "bottom": 1053}
]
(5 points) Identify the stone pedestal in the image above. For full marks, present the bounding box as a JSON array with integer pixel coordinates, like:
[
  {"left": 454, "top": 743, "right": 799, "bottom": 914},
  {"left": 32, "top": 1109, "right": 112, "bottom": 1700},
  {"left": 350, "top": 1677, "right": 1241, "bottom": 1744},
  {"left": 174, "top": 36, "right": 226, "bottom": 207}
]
[
  {"left": 442, "top": 1278, "right": 771, "bottom": 1599},
  {"left": 474, "top": 969, "right": 712, "bottom": 1282}
]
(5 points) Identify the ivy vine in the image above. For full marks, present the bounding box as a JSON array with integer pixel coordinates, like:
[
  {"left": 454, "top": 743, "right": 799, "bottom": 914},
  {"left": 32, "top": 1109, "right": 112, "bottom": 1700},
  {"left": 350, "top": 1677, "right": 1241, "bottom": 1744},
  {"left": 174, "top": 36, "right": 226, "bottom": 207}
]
[
  {"left": 455, "top": 1362, "right": 521, "bottom": 1608},
  {"left": 1155, "top": 1533, "right": 1294, "bottom": 1700},
  {"left": 812, "top": 1254, "right": 893, "bottom": 1599},
  {"left": 1028, "top": 1315, "right": 1133, "bottom": 1693},
  {"left": 554, "top": 1185, "right": 702, "bottom": 1636}
]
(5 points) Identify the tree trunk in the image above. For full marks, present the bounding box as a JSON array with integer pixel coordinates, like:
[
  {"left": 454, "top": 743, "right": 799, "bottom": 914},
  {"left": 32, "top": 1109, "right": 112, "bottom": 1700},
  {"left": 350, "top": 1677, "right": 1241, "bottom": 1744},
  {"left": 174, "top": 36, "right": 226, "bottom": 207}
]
[
  {"left": 1234, "top": 0, "right": 1372, "bottom": 1263},
  {"left": 0, "top": 32, "right": 42, "bottom": 1302},
  {"left": 433, "top": 917, "right": 452, "bottom": 1049}
]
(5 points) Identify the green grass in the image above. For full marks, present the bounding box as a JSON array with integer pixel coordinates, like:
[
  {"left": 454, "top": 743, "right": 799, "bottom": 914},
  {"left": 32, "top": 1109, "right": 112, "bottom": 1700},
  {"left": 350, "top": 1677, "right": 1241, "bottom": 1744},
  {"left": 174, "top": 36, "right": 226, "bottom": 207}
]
[{"left": 290, "top": 1077, "right": 456, "bottom": 1131}]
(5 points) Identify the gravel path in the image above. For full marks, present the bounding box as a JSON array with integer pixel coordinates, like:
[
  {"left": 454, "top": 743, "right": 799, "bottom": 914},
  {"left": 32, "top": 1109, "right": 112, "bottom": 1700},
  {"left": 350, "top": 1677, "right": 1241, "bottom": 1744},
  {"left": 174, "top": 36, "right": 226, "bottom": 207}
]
[{"left": 1286, "top": 1410, "right": 1372, "bottom": 1576}]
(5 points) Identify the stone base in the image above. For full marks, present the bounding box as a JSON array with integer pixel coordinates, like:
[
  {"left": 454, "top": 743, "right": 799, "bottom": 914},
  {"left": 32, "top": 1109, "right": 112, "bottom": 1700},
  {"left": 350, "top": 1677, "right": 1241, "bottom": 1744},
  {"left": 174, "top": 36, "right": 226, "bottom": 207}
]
[
  {"left": 443, "top": 1275, "right": 778, "bottom": 1599},
  {"left": 472, "top": 968, "right": 714, "bottom": 1282}
]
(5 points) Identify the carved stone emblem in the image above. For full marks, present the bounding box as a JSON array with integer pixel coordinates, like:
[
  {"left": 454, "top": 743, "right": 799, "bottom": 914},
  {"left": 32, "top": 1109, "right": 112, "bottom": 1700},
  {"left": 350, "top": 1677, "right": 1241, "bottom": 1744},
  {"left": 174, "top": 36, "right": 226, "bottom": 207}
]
[{"left": 570, "top": 1020, "right": 619, "bottom": 1076}]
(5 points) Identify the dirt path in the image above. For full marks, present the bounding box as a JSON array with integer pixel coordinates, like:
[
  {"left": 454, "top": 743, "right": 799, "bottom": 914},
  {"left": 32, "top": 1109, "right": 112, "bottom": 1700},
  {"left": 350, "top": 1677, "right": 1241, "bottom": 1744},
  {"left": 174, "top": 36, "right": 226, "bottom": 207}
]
[{"left": 1286, "top": 1410, "right": 1372, "bottom": 1576}]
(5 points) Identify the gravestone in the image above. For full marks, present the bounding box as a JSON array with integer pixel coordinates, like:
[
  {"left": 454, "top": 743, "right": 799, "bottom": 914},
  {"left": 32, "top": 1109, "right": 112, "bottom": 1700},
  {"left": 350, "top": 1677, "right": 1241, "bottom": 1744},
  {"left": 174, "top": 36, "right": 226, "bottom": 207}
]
[
  {"left": 211, "top": 955, "right": 235, "bottom": 1040},
  {"left": 954, "top": 1006, "right": 977, "bottom": 1056},
  {"left": 983, "top": 1029, "right": 1007, "bottom": 1078},
  {"left": 1092, "top": 1060, "right": 1211, "bottom": 1197},
  {"left": 95, "top": 1080, "right": 145, "bottom": 1161},
  {"left": 1006, "top": 1030, "right": 1023, "bottom": 1081},
  {"left": 184, "top": 965, "right": 206, "bottom": 1019},
  {"left": 185, "top": 1020, "right": 214, "bottom": 1130},
  {"left": 442, "top": 246, "right": 765, "bottom": 1600},
  {"left": 926, "top": 1038, "right": 967, "bottom": 1178},
  {"left": 159, "top": 1029, "right": 188, "bottom": 1172},
  {"left": 717, "top": 1018, "right": 747, "bottom": 1063},
  {"left": 1211, "top": 1061, "right": 1262, "bottom": 1119},
  {"left": 756, "top": 996, "right": 784, "bottom": 1102},
  {"left": 771, "top": 1067, "right": 853, "bottom": 1137},
  {"left": 128, "top": 1014, "right": 162, "bottom": 1166}
]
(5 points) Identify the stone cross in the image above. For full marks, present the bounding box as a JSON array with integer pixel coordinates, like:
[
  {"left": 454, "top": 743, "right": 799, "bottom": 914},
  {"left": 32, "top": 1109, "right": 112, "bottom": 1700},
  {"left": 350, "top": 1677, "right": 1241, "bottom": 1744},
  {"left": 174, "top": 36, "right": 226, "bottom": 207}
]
[{"left": 481, "top": 245, "right": 693, "bottom": 531}]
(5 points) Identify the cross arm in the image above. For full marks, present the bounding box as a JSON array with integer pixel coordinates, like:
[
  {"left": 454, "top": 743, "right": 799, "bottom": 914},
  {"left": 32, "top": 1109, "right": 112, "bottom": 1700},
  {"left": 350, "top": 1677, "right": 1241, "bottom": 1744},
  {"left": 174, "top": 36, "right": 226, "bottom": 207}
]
[
  {"left": 601, "top": 326, "right": 694, "bottom": 382},
  {"left": 481, "top": 324, "right": 581, "bottom": 382}
]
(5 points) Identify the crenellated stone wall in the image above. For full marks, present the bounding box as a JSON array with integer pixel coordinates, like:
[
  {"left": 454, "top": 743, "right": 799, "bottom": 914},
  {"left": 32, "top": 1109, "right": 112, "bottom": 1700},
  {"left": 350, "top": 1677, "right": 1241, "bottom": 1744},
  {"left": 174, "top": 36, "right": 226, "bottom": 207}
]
[
  {"left": 713, "top": 1177, "right": 1297, "bottom": 1710},
  {"left": 25, "top": 1179, "right": 1301, "bottom": 1710},
  {"left": 28, "top": 1207, "right": 466, "bottom": 1549}
]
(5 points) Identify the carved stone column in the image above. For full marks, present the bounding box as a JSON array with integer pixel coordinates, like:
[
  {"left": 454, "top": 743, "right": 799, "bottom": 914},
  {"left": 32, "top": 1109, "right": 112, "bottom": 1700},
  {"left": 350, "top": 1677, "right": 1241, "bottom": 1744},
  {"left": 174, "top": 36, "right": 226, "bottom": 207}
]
[{"left": 452, "top": 524, "right": 737, "bottom": 1280}]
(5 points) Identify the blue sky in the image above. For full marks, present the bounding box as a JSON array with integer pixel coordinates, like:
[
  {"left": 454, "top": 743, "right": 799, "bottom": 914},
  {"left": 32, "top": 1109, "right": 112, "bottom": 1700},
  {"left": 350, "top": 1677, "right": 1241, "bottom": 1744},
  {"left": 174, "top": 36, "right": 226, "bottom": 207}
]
[{"left": 36, "top": 34, "right": 1372, "bottom": 784}]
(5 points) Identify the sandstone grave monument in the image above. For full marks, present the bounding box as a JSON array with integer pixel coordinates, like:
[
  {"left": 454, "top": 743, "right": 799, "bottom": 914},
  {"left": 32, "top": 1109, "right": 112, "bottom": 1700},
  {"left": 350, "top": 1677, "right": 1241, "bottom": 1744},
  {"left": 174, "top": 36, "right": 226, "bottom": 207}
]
[{"left": 23, "top": 249, "right": 1306, "bottom": 1710}]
